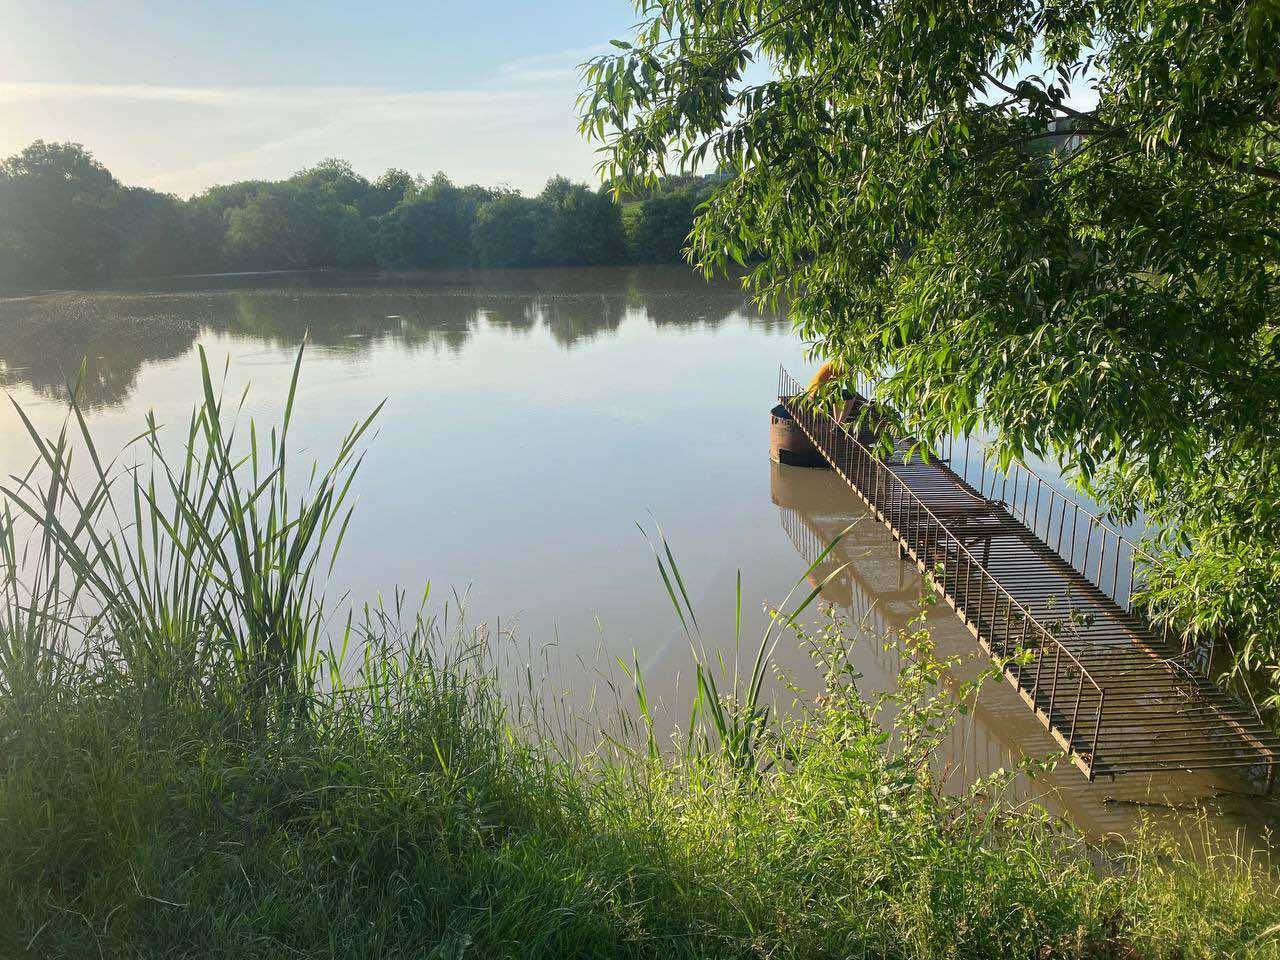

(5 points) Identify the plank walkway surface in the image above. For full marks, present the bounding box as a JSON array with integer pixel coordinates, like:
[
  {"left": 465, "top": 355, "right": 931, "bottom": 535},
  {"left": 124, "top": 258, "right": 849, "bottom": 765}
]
[{"left": 779, "top": 368, "right": 1280, "bottom": 786}]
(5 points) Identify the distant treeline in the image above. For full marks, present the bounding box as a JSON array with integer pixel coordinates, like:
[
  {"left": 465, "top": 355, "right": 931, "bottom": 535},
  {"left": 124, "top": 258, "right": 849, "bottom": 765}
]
[{"left": 0, "top": 141, "right": 723, "bottom": 292}]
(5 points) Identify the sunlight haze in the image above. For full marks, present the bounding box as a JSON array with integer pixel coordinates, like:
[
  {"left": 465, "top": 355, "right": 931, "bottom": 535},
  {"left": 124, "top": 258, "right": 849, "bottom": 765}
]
[{"left": 0, "top": 0, "right": 633, "bottom": 195}]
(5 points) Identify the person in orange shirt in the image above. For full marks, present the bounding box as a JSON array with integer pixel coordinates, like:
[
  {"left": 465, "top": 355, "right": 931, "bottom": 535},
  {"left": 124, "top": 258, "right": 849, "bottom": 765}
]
[
  {"left": 806, "top": 360, "right": 859, "bottom": 420},
  {"left": 807, "top": 359, "right": 838, "bottom": 394}
]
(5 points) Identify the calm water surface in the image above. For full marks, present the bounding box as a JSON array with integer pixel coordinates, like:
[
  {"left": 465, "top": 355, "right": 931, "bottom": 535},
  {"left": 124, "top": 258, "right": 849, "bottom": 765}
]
[{"left": 1, "top": 267, "right": 1274, "bottom": 843}]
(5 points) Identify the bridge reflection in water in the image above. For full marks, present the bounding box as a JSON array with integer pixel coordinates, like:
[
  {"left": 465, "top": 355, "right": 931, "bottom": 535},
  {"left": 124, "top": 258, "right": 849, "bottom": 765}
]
[{"left": 770, "top": 460, "right": 1278, "bottom": 844}]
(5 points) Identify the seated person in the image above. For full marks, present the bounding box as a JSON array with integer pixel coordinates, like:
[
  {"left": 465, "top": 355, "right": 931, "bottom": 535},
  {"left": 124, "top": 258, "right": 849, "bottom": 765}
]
[{"left": 806, "top": 360, "right": 858, "bottom": 421}]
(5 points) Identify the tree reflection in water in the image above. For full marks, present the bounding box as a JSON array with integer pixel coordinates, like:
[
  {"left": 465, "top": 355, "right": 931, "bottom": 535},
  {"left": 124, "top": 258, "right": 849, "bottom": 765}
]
[{"left": 0, "top": 266, "right": 786, "bottom": 409}]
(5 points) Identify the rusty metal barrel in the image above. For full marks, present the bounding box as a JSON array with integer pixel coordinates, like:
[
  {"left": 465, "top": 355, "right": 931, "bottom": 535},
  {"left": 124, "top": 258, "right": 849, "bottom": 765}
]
[{"left": 770, "top": 403, "right": 828, "bottom": 467}]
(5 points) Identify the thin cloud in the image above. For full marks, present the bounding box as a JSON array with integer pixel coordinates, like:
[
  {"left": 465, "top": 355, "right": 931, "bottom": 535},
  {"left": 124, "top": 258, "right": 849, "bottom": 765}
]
[
  {"left": 0, "top": 44, "right": 604, "bottom": 108},
  {"left": 0, "top": 81, "right": 552, "bottom": 110},
  {"left": 0, "top": 44, "right": 605, "bottom": 196},
  {"left": 494, "top": 44, "right": 610, "bottom": 84}
]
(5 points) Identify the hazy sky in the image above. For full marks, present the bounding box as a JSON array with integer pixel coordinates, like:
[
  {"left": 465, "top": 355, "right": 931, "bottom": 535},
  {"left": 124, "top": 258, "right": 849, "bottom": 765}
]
[{"left": 0, "top": 1, "right": 638, "bottom": 196}]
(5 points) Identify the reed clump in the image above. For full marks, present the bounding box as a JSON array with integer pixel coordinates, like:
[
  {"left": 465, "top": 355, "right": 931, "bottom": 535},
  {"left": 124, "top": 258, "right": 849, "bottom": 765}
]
[{"left": 0, "top": 351, "right": 1276, "bottom": 959}]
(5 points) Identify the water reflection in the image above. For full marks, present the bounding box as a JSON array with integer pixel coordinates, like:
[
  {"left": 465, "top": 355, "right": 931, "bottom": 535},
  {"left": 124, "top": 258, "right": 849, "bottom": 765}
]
[
  {"left": 769, "top": 460, "right": 1279, "bottom": 846},
  {"left": 4, "top": 264, "right": 1272, "bottom": 846},
  {"left": 0, "top": 297, "right": 199, "bottom": 409},
  {"left": 0, "top": 266, "right": 782, "bottom": 410}
]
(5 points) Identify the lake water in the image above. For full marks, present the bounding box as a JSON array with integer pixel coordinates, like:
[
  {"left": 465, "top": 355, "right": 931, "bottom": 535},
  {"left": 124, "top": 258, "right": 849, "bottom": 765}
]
[{"left": 0, "top": 266, "right": 1273, "bottom": 843}]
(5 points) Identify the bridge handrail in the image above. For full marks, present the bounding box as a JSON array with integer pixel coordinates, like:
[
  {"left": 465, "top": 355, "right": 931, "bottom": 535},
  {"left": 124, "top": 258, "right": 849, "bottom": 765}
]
[
  {"left": 785, "top": 368, "right": 1104, "bottom": 689},
  {"left": 952, "top": 437, "right": 1156, "bottom": 564},
  {"left": 779, "top": 367, "right": 1105, "bottom": 775},
  {"left": 845, "top": 369, "right": 1158, "bottom": 616}
]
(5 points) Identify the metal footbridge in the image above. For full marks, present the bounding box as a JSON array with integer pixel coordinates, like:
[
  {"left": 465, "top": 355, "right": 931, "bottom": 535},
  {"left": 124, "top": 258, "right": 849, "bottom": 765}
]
[{"left": 778, "top": 367, "right": 1280, "bottom": 787}]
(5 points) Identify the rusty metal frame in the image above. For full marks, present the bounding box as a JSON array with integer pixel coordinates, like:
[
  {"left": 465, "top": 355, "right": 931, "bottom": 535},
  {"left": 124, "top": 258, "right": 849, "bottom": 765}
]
[
  {"left": 778, "top": 366, "right": 1280, "bottom": 789},
  {"left": 779, "top": 368, "right": 1106, "bottom": 779}
]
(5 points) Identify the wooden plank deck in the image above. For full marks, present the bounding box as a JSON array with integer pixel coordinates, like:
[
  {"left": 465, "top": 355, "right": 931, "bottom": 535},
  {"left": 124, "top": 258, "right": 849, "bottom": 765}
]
[{"left": 778, "top": 369, "right": 1280, "bottom": 787}]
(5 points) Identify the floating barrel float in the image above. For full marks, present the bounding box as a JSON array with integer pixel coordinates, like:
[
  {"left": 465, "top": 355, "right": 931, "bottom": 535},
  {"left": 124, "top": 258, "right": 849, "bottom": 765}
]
[
  {"left": 771, "top": 394, "right": 887, "bottom": 468},
  {"left": 770, "top": 403, "right": 828, "bottom": 467}
]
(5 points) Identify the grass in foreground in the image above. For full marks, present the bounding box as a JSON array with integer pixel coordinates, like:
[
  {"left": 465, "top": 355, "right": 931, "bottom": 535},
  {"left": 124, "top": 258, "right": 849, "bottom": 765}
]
[{"left": 0, "top": 349, "right": 1277, "bottom": 959}]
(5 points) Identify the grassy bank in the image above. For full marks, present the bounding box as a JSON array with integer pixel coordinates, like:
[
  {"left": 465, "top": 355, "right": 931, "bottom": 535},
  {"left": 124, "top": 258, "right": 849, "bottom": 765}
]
[{"left": 1, "top": 350, "right": 1277, "bottom": 958}]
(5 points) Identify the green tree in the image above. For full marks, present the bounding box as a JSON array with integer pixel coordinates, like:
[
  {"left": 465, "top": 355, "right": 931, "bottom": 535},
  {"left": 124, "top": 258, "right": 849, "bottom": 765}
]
[
  {"left": 186, "top": 180, "right": 269, "bottom": 270},
  {"left": 471, "top": 192, "right": 547, "bottom": 267},
  {"left": 290, "top": 158, "right": 370, "bottom": 209},
  {"left": 116, "top": 186, "right": 195, "bottom": 278},
  {"left": 224, "top": 188, "right": 325, "bottom": 269},
  {"left": 535, "top": 176, "right": 627, "bottom": 266},
  {"left": 287, "top": 160, "right": 376, "bottom": 267},
  {"left": 629, "top": 190, "right": 699, "bottom": 263},
  {"left": 0, "top": 141, "right": 125, "bottom": 288},
  {"left": 376, "top": 173, "right": 489, "bottom": 268},
  {"left": 583, "top": 1, "right": 1280, "bottom": 712},
  {"left": 322, "top": 202, "right": 376, "bottom": 268},
  {"left": 222, "top": 185, "right": 372, "bottom": 270},
  {"left": 363, "top": 168, "right": 415, "bottom": 219},
  {"left": 0, "top": 141, "right": 636, "bottom": 289}
]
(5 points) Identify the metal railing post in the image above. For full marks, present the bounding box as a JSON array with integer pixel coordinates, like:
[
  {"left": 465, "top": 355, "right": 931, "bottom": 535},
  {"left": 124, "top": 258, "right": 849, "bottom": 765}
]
[
  {"left": 1048, "top": 645, "right": 1061, "bottom": 718},
  {"left": 1089, "top": 691, "right": 1104, "bottom": 781},
  {"left": 1069, "top": 503, "right": 1079, "bottom": 568},
  {"left": 1029, "top": 618, "right": 1041, "bottom": 698},
  {"left": 1096, "top": 529, "right": 1107, "bottom": 587},
  {"left": 1032, "top": 477, "right": 1043, "bottom": 537},
  {"left": 1069, "top": 672, "right": 1084, "bottom": 752}
]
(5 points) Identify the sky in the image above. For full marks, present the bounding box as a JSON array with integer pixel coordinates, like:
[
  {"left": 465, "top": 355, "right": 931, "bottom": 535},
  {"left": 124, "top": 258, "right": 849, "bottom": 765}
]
[{"left": 0, "top": 1, "right": 639, "bottom": 196}]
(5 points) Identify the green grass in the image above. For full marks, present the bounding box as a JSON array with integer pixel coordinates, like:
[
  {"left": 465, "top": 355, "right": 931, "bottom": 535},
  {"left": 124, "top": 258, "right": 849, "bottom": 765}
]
[{"left": 1, "top": 349, "right": 1277, "bottom": 959}]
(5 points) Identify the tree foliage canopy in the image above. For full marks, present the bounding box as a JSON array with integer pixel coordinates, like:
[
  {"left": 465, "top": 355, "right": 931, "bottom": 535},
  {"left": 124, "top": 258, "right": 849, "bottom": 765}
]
[
  {"left": 0, "top": 142, "right": 704, "bottom": 288},
  {"left": 583, "top": 0, "right": 1280, "bottom": 707}
]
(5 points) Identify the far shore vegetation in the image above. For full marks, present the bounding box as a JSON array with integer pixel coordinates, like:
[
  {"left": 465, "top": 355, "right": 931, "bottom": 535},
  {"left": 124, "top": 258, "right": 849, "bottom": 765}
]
[
  {"left": 2, "top": 354, "right": 1277, "bottom": 959},
  {"left": 0, "top": 140, "right": 721, "bottom": 293}
]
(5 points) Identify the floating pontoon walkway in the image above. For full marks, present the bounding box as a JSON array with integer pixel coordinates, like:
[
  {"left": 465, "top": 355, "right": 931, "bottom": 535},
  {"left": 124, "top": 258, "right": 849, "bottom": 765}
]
[{"left": 778, "top": 367, "right": 1280, "bottom": 786}]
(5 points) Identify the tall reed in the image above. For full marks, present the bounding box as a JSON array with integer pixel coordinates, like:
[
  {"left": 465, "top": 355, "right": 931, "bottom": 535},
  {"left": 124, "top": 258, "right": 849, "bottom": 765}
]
[
  {"left": 0, "top": 344, "right": 379, "bottom": 722},
  {"left": 634, "top": 519, "right": 852, "bottom": 772}
]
